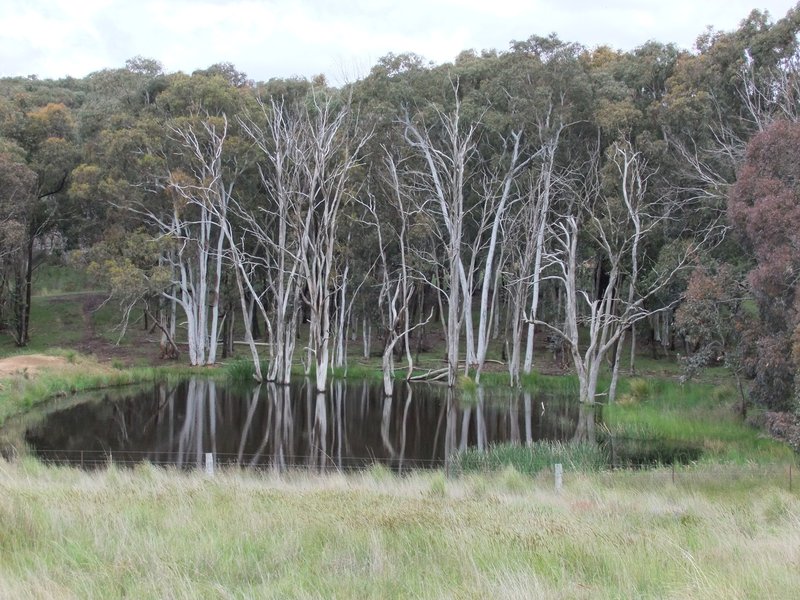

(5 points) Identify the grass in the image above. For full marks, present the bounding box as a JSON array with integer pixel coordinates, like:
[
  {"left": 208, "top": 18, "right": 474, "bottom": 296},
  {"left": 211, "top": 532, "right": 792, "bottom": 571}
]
[
  {"left": 0, "top": 262, "right": 98, "bottom": 356},
  {"left": 0, "top": 297, "right": 85, "bottom": 356},
  {"left": 459, "top": 441, "right": 607, "bottom": 475},
  {"left": 32, "top": 262, "right": 97, "bottom": 297},
  {"left": 603, "top": 378, "right": 793, "bottom": 464},
  {"left": 0, "top": 353, "right": 204, "bottom": 427},
  {"left": 0, "top": 460, "right": 798, "bottom": 598}
]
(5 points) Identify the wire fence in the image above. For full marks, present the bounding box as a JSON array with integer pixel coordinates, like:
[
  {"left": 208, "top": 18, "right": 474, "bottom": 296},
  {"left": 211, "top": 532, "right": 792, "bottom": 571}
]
[
  {"left": 15, "top": 448, "right": 446, "bottom": 473},
  {"left": 7, "top": 446, "right": 797, "bottom": 492}
]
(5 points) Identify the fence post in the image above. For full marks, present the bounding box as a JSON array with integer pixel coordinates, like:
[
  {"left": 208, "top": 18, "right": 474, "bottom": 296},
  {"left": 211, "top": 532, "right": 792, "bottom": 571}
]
[
  {"left": 554, "top": 463, "right": 563, "bottom": 493},
  {"left": 671, "top": 462, "right": 675, "bottom": 484},
  {"left": 790, "top": 464, "right": 793, "bottom": 493},
  {"left": 205, "top": 452, "right": 215, "bottom": 476}
]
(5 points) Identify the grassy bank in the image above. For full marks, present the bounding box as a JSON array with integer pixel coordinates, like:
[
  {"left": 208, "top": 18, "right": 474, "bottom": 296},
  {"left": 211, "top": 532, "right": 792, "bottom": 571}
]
[
  {"left": 603, "top": 377, "right": 793, "bottom": 463},
  {"left": 0, "top": 460, "right": 798, "bottom": 599},
  {"left": 510, "top": 372, "right": 793, "bottom": 464},
  {"left": 0, "top": 352, "right": 213, "bottom": 427}
]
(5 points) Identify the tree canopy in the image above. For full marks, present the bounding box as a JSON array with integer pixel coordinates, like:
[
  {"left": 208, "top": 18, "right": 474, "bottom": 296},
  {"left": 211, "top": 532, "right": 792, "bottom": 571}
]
[{"left": 2, "top": 5, "right": 800, "bottom": 410}]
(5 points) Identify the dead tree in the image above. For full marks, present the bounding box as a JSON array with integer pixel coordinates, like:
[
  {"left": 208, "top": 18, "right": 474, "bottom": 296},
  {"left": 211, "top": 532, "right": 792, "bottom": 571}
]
[
  {"left": 532, "top": 137, "right": 719, "bottom": 404},
  {"left": 400, "top": 84, "right": 480, "bottom": 387}
]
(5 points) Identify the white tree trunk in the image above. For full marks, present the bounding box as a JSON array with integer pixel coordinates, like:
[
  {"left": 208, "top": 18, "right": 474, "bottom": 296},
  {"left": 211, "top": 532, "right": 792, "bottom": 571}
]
[
  {"left": 475, "top": 132, "right": 523, "bottom": 383},
  {"left": 608, "top": 330, "right": 626, "bottom": 403}
]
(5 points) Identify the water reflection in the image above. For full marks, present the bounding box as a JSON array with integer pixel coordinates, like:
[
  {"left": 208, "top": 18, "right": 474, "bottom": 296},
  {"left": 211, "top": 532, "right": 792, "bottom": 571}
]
[{"left": 20, "top": 377, "right": 588, "bottom": 471}]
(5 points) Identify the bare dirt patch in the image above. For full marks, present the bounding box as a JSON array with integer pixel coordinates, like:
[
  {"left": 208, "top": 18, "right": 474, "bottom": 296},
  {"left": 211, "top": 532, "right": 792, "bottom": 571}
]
[
  {"left": 71, "top": 293, "right": 167, "bottom": 367},
  {"left": 0, "top": 354, "right": 70, "bottom": 378}
]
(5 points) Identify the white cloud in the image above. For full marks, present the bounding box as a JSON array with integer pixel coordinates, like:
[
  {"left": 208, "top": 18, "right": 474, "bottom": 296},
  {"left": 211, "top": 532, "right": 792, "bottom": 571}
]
[{"left": 0, "top": 0, "right": 796, "bottom": 82}]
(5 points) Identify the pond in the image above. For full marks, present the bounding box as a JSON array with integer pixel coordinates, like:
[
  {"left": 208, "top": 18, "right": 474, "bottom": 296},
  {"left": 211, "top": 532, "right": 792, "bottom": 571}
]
[{"left": 3, "top": 377, "right": 592, "bottom": 472}]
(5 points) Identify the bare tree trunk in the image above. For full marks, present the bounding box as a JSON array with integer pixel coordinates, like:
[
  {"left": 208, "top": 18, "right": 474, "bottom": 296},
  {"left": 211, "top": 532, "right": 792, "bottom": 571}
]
[
  {"left": 401, "top": 89, "right": 479, "bottom": 387},
  {"left": 491, "top": 266, "right": 502, "bottom": 341},
  {"left": 475, "top": 132, "right": 524, "bottom": 384},
  {"left": 362, "top": 314, "right": 371, "bottom": 359},
  {"left": 522, "top": 132, "right": 562, "bottom": 375},
  {"left": 532, "top": 138, "right": 715, "bottom": 404},
  {"left": 333, "top": 261, "right": 349, "bottom": 369},
  {"left": 608, "top": 330, "right": 626, "bottom": 403}
]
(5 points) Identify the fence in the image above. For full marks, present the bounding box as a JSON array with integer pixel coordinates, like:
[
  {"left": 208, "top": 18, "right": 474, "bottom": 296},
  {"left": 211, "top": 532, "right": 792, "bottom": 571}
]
[
  {"left": 8, "top": 447, "right": 797, "bottom": 493},
  {"left": 13, "top": 448, "right": 446, "bottom": 473}
]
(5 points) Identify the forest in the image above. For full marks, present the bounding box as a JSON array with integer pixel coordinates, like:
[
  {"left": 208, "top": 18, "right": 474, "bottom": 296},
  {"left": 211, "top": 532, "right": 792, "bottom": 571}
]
[{"left": 2, "top": 5, "right": 800, "bottom": 416}]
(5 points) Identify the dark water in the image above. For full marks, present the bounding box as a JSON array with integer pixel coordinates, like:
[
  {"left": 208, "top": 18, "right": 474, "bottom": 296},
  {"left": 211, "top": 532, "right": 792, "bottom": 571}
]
[{"left": 14, "top": 378, "right": 585, "bottom": 471}]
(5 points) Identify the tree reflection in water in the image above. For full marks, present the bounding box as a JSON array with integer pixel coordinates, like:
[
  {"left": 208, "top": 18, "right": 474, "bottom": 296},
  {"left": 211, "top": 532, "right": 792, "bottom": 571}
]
[{"left": 20, "top": 377, "right": 586, "bottom": 471}]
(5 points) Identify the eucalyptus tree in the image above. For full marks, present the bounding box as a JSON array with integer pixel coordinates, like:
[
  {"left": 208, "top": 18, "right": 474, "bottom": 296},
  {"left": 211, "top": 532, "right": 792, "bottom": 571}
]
[
  {"left": 235, "top": 96, "right": 309, "bottom": 384},
  {"left": 482, "top": 35, "right": 590, "bottom": 383},
  {"left": 237, "top": 91, "right": 371, "bottom": 391},
  {"left": 661, "top": 7, "right": 800, "bottom": 217},
  {"left": 362, "top": 150, "right": 436, "bottom": 396},
  {"left": 289, "top": 94, "right": 371, "bottom": 393},
  {"left": 658, "top": 8, "right": 800, "bottom": 391},
  {"left": 87, "top": 70, "right": 253, "bottom": 366},
  {"left": 399, "top": 85, "right": 480, "bottom": 387},
  {"left": 533, "top": 137, "right": 720, "bottom": 404},
  {"left": 0, "top": 149, "right": 36, "bottom": 343},
  {"left": 158, "top": 114, "right": 253, "bottom": 369},
  {"left": 0, "top": 97, "right": 80, "bottom": 345},
  {"left": 471, "top": 130, "right": 528, "bottom": 383}
]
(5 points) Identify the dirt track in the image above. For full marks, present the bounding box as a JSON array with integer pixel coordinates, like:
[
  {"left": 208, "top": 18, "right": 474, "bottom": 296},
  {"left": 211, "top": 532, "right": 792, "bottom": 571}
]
[{"left": 0, "top": 354, "right": 69, "bottom": 378}]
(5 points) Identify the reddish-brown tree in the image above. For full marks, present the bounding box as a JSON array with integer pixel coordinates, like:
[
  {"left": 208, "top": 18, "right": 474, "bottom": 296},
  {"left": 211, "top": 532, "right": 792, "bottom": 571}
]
[{"left": 729, "top": 119, "right": 800, "bottom": 410}]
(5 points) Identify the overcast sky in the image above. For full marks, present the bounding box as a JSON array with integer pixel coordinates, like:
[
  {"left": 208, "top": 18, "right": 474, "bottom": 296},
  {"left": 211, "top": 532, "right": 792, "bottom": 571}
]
[{"left": 1, "top": 1, "right": 797, "bottom": 84}]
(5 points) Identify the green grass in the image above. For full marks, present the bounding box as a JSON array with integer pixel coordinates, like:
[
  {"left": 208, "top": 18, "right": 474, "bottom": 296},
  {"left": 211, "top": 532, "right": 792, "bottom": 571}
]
[
  {"left": 32, "top": 262, "right": 97, "bottom": 297},
  {"left": 603, "top": 378, "right": 792, "bottom": 463},
  {"left": 0, "top": 297, "right": 86, "bottom": 356},
  {"left": 0, "top": 461, "right": 798, "bottom": 598},
  {"left": 459, "top": 441, "right": 607, "bottom": 475},
  {"left": 0, "top": 355, "right": 204, "bottom": 428}
]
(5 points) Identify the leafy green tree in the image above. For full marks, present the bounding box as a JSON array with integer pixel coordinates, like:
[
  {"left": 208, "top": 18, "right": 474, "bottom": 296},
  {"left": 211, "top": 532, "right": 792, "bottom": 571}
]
[{"left": 0, "top": 151, "right": 36, "bottom": 343}]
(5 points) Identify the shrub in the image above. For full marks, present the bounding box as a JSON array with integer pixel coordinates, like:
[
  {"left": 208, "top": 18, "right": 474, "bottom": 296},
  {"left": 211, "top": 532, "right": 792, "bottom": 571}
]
[{"left": 628, "top": 378, "right": 651, "bottom": 401}]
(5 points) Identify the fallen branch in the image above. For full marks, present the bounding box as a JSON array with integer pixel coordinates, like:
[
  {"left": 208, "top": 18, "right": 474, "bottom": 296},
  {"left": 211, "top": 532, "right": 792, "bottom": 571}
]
[{"left": 409, "top": 367, "right": 449, "bottom": 382}]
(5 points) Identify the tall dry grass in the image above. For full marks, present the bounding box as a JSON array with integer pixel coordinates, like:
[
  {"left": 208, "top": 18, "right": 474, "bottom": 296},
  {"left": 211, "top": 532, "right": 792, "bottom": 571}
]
[{"left": 0, "top": 460, "right": 798, "bottom": 599}]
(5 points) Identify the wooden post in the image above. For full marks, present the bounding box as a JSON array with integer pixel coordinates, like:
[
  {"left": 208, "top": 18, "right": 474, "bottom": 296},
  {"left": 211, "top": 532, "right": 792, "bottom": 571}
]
[
  {"left": 671, "top": 462, "right": 675, "bottom": 484},
  {"left": 790, "top": 464, "right": 793, "bottom": 493},
  {"left": 554, "top": 463, "right": 563, "bottom": 493},
  {"left": 205, "top": 452, "right": 214, "bottom": 476}
]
